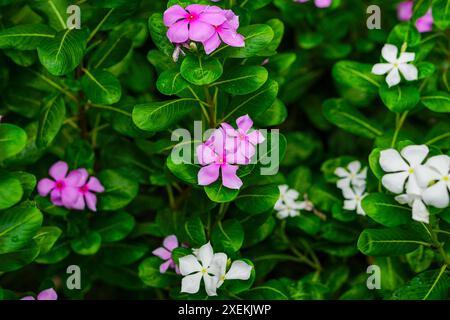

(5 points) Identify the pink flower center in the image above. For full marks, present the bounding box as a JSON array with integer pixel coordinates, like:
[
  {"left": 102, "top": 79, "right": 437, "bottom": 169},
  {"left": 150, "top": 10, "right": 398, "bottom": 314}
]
[
  {"left": 216, "top": 154, "right": 226, "bottom": 165},
  {"left": 239, "top": 133, "right": 246, "bottom": 141},
  {"left": 186, "top": 13, "right": 198, "bottom": 22},
  {"left": 79, "top": 185, "right": 89, "bottom": 194},
  {"left": 55, "top": 180, "right": 65, "bottom": 190}
]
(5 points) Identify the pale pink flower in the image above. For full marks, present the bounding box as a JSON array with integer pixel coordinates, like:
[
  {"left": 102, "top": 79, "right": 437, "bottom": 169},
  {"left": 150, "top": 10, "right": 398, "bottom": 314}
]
[
  {"left": 21, "top": 288, "right": 58, "bottom": 300},
  {"left": 294, "top": 0, "right": 332, "bottom": 8},
  {"left": 397, "top": 1, "right": 433, "bottom": 33},
  {"left": 153, "top": 235, "right": 181, "bottom": 274},
  {"left": 70, "top": 169, "right": 105, "bottom": 212}
]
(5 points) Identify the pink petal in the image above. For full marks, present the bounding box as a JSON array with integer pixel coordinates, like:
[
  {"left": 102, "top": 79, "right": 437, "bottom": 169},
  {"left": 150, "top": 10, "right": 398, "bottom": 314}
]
[
  {"left": 236, "top": 115, "right": 253, "bottom": 133},
  {"left": 314, "top": 0, "right": 332, "bottom": 8},
  {"left": 189, "top": 21, "right": 215, "bottom": 42},
  {"left": 220, "top": 29, "right": 245, "bottom": 47},
  {"left": 167, "top": 20, "right": 189, "bottom": 43},
  {"left": 70, "top": 195, "right": 85, "bottom": 211},
  {"left": 247, "top": 130, "right": 265, "bottom": 145},
  {"left": 65, "top": 170, "right": 83, "bottom": 187},
  {"left": 163, "top": 5, "right": 187, "bottom": 26},
  {"left": 197, "top": 143, "right": 217, "bottom": 165},
  {"left": 160, "top": 260, "right": 172, "bottom": 274},
  {"left": 163, "top": 235, "right": 179, "bottom": 251},
  {"left": 37, "top": 178, "right": 55, "bottom": 197},
  {"left": 50, "top": 189, "right": 63, "bottom": 206},
  {"left": 21, "top": 296, "right": 35, "bottom": 300},
  {"left": 49, "top": 161, "right": 68, "bottom": 181},
  {"left": 199, "top": 8, "right": 227, "bottom": 26},
  {"left": 61, "top": 186, "right": 80, "bottom": 208},
  {"left": 87, "top": 177, "right": 105, "bottom": 193},
  {"left": 224, "top": 10, "right": 240, "bottom": 29},
  {"left": 84, "top": 192, "right": 97, "bottom": 212},
  {"left": 198, "top": 163, "right": 220, "bottom": 186},
  {"left": 221, "top": 164, "right": 242, "bottom": 189},
  {"left": 73, "top": 169, "right": 89, "bottom": 186},
  {"left": 237, "top": 142, "right": 255, "bottom": 162},
  {"left": 416, "top": 9, "right": 433, "bottom": 33},
  {"left": 37, "top": 288, "right": 57, "bottom": 300},
  {"left": 153, "top": 247, "right": 172, "bottom": 260},
  {"left": 397, "top": 1, "right": 413, "bottom": 21},
  {"left": 185, "top": 4, "right": 208, "bottom": 15},
  {"left": 203, "top": 32, "right": 221, "bottom": 55}
]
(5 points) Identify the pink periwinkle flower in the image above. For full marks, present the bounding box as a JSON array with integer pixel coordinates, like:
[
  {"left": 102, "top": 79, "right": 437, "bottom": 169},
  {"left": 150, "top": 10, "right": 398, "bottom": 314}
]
[
  {"left": 153, "top": 235, "right": 181, "bottom": 274},
  {"left": 70, "top": 169, "right": 105, "bottom": 212},
  {"left": 294, "top": 0, "right": 332, "bottom": 8},
  {"left": 21, "top": 288, "right": 58, "bottom": 300},
  {"left": 397, "top": 1, "right": 433, "bottom": 33}
]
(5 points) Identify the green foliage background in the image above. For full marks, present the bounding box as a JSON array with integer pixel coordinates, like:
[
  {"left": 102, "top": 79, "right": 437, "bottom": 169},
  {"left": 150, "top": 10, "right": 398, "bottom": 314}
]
[{"left": 0, "top": 0, "right": 449, "bottom": 300}]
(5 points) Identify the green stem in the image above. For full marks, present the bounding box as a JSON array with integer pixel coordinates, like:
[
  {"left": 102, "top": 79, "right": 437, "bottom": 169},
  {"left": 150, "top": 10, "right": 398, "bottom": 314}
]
[
  {"left": 87, "top": 8, "right": 114, "bottom": 43},
  {"left": 166, "top": 185, "right": 176, "bottom": 210},
  {"left": 390, "top": 111, "right": 408, "bottom": 148}
]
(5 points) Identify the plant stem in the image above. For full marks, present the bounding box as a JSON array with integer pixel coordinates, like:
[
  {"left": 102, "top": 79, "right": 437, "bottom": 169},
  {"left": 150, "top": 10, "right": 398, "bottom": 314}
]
[
  {"left": 166, "top": 185, "right": 176, "bottom": 210},
  {"left": 390, "top": 111, "right": 408, "bottom": 148}
]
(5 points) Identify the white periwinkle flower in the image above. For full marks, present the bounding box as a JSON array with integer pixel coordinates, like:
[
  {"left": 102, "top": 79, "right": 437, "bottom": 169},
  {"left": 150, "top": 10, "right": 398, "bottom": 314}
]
[
  {"left": 342, "top": 186, "right": 367, "bottom": 216},
  {"left": 395, "top": 193, "right": 430, "bottom": 224},
  {"left": 210, "top": 253, "right": 252, "bottom": 288},
  {"left": 334, "top": 160, "right": 367, "bottom": 190},
  {"left": 416, "top": 155, "right": 450, "bottom": 208},
  {"left": 372, "top": 44, "right": 418, "bottom": 87},
  {"left": 275, "top": 185, "right": 312, "bottom": 219},
  {"left": 379, "top": 145, "right": 429, "bottom": 195}
]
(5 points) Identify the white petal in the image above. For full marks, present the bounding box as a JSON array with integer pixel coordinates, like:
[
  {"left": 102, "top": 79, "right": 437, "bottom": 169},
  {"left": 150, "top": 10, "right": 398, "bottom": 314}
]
[
  {"left": 285, "top": 189, "right": 300, "bottom": 201},
  {"left": 357, "top": 167, "right": 368, "bottom": 179},
  {"left": 398, "top": 63, "right": 418, "bottom": 81},
  {"left": 277, "top": 209, "right": 289, "bottom": 219},
  {"left": 405, "top": 174, "right": 423, "bottom": 195},
  {"left": 401, "top": 145, "right": 429, "bottom": 167},
  {"left": 278, "top": 185, "right": 289, "bottom": 195},
  {"left": 274, "top": 199, "right": 286, "bottom": 211},
  {"left": 422, "top": 181, "right": 449, "bottom": 208},
  {"left": 352, "top": 177, "right": 367, "bottom": 188},
  {"left": 386, "top": 68, "right": 401, "bottom": 87},
  {"left": 291, "top": 201, "right": 307, "bottom": 210},
  {"left": 348, "top": 161, "right": 361, "bottom": 173},
  {"left": 381, "top": 44, "right": 399, "bottom": 63},
  {"left": 181, "top": 272, "right": 202, "bottom": 294},
  {"left": 288, "top": 209, "right": 300, "bottom": 217},
  {"left": 203, "top": 273, "right": 218, "bottom": 296},
  {"left": 179, "top": 255, "right": 202, "bottom": 275},
  {"left": 225, "top": 260, "right": 252, "bottom": 281},
  {"left": 372, "top": 63, "right": 393, "bottom": 75},
  {"left": 210, "top": 253, "right": 227, "bottom": 278},
  {"left": 344, "top": 200, "right": 357, "bottom": 211},
  {"left": 415, "top": 165, "right": 441, "bottom": 187},
  {"left": 382, "top": 171, "right": 409, "bottom": 194},
  {"left": 197, "top": 242, "right": 214, "bottom": 268},
  {"left": 341, "top": 187, "right": 356, "bottom": 199},
  {"left": 356, "top": 201, "right": 366, "bottom": 216},
  {"left": 425, "top": 155, "right": 450, "bottom": 176},
  {"left": 334, "top": 167, "right": 349, "bottom": 178},
  {"left": 398, "top": 52, "right": 415, "bottom": 63},
  {"left": 395, "top": 194, "right": 415, "bottom": 206},
  {"left": 412, "top": 199, "right": 429, "bottom": 224},
  {"left": 379, "top": 149, "right": 409, "bottom": 172},
  {"left": 353, "top": 185, "right": 367, "bottom": 196},
  {"left": 337, "top": 178, "right": 351, "bottom": 190}
]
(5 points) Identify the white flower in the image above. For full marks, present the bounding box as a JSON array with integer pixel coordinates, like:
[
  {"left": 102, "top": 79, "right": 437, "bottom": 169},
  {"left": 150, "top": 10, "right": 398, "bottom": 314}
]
[
  {"left": 372, "top": 44, "right": 418, "bottom": 87},
  {"left": 342, "top": 186, "right": 367, "bottom": 216},
  {"left": 334, "top": 160, "right": 367, "bottom": 190},
  {"left": 210, "top": 253, "right": 252, "bottom": 288},
  {"left": 179, "top": 242, "right": 220, "bottom": 296},
  {"left": 275, "top": 185, "right": 300, "bottom": 208},
  {"left": 275, "top": 185, "right": 312, "bottom": 219},
  {"left": 379, "top": 145, "right": 429, "bottom": 195},
  {"left": 416, "top": 155, "right": 450, "bottom": 208},
  {"left": 395, "top": 193, "right": 430, "bottom": 224}
]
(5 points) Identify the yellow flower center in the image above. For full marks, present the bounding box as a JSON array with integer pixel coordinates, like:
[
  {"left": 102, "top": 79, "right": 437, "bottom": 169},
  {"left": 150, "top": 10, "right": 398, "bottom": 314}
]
[
  {"left": 444, "top": 176, "right": 449, "bottom": 182},
  {"left": 201, "top": 268, "right": 207, "bottom": 274},
  {"left": 408, "top": 168, "right": 414, "bottom": 174}
]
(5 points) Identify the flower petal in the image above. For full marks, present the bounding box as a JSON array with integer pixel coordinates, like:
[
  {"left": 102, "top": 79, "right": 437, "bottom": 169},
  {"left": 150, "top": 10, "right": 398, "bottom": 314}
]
[
  {"left": 197, "top": 242, "right": 214, "bottom": 268},
  {"left": 66, "top": 170, "right": 83, "bottom": 187},
  {"left": 163, "top": 5, "right": 187, "bottom": 26},
  {"left": 412, "top": 199, "right": 429, "bottom": 223},
  {"left": 163, "top": 235, "right": 179, "bottom": 251},
  {"left": 415, "top": 165, "right": 441, "bottom": 187},
  {"left": 381, "top": 44, "right": 398, "bottom": 63},
  {"left": 220, "top": 29, "right": 245, "bottom": 47},
  {"left": 198, "top": 163, "right": 220, "bottom": 186},
  {"left": 422, "top": 181, "right": 449, "bottom": 208},
  {"left": 221, "top": 164, "right": 243, "bottom": 190},
  {"left": 203, "top": 32, "right": 221, "bottom": 55},
  {"left": 189, "top": 21, "right": 215, "bottom": 42},
  {"left": 197, "top": 143, "right": 217, "bottom": 165},
  {"left": 425, "top": 155, "right": 450, "bottom": 176},
  {"left": 225, "top": 260, "right": 252, "bottom": 280},
  {"left": 49, "top": 161, "right": 68, "bottom": 181},
  {"left": 61, "top": 186, "right": 80, "bottom": 208},
  {"left": 70, "top": 194, "right": 86, "bottom": 211},
  {"left": 386, "top": 68, "right": 401, "bottom": 87},
  {"left": 247, "top": 130, "right": 265, "bottom": 145},
  {"left": 203, "top": 273, "right": 218, "bottom": 296},
  {"left": 344, "top": 200, "right": 357, "bottom": 211},
  {"left": 314, "top": 0, "right": 332, "bottom": 8},
  {"left": 401, "top": 145, "right": 429, "bottom": 167},
  {"left": 179, "top": 254, "right": 202, "bottom": 275},
  {"left": 379, "top": 149, "right": 409, "bottom": 172},
  {"left": 37, "top": 178, "right": 55, "bottom": 197},
  {"left": 372, "top": 63, "right": 393, "bottom": 75},
  {"left": 37, "top": 288, "right": 57, "bottom": 300},
  {"left": 382, "top": 171, "right": 409, "bottom": 194},
  {"left": 85, "top": 192, "right": 97, "bottom": 212},
  {"left": 334, "top": 167, "right": 349, "bottom": 178},
  {"left": 398, "top": 52, "right": 415, "bottom": 63},
  {"left": 167, "top": 20, "right": 189, "bottom": 43},
  {"left": 87, "top": 177, "right": 105, "bottom": 193},
  {"left": 181, "top": 272, "right": 202, "bottom": 294},
  {"left": 50, "top": 189, "right": 63, "bottom": 206},
  {"left": 236, "top": 114, "right": 253, "bottom": 133},
  {"left": 398, "top": 63, "right": 418, "bottom": 81},
  {"left": 160, "top": 260, "right": 172, "bottom": 274},
  {"left": 153, "top": 247, "right": 172, "bottom": 260}
]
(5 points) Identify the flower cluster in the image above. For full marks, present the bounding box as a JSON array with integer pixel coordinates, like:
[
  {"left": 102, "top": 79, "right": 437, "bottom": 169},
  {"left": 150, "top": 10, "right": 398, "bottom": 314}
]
[
  {"left": 397, "top": 0, "right": 433, "bottom": 33},
  {"left": 179, "top": 242, "right": 252, "bottom": 296},
  {"left": 163, "top": 4, "right": 245, "bottom": 55},
  {"left": 21, "top": 288, "right": 57, "bottom": 300},
  {"left": 37, "top": 161, "right": 105, "bottom": 212},
  {"left": 197, "top": 115, "right": 265, "bottom": 190},
  {"left": 379, "top": 145, "right": 450, "bottom": 224},
  {"left": 335, "top": 161, "right": 368, "bottom": 216},
  {"left": 153, "top": 235, "right": 181, "bottom": 274},
  {"left": 372, "top": 44, "right": 418, "bottom": 88},
  {"left": 293, "top": 0, "right": 332, "bottom": 8},
  {"left": 274, "top": 185, "right": 314, "bottom": 219}
]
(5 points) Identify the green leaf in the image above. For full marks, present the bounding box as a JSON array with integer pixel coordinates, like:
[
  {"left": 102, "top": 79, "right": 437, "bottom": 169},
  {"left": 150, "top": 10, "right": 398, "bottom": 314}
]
[
  {"left": 166, "top": 154, "right": 200, "bottom": 185},
  {"left": 11, "top": 171, "right": 36, "bottom": 199},
  {"left": 36, "top": 94, "right": 66, "bottom": 148},
  {"left": 379, "top": 84, "right": 420, "bottom": 112},
  {"left": 406, "top": 246, "right": 435, "bottom": 273},
  {"left": 70, "top": 232, "right": 102, "bottom": 256},
  {"left": 37, "top": 29, "right": 87, "bottom": 76},
  {"left": 0, "top": 24, "right": 55, "bottom": 50},
  {"left": 33, "top": 226, "right": 62, "bottom": 255},
  {"left": 0, "top": 202, "right": 43, "bottom": 254},
  {"left": 368, "top": 148, "right": 383, "bottom": 179},
  {"left": 184, "top": 216, "right": 206, "bottom": 247},
  {"left": 148, "top": 13, "right": 174, "bottom": 57},
  {"left": 392, "top": 266, "right": 449, "bottom": 300},
  {"left": 81, "top": 69, "right": 122, "bottom": 105},
  {"left": 421, "top": 91, "right": 450, "bottom": 113},
  {"left": 93, "top": 211, "right": 135, "bottom": 243},
  {"left": 288, "top": 214, "right": 321, "bottom": 236},
  {"left": 132, "top": 98, "right": 197, "bottom": 132},
  {"left": 138, "top": 257, "right": 178, "bottom": 288},
  {"left": 432, "top": 0, "right": 450, "bottom": 30},
  {"left": 180, "top": 55, "right": 223, "bottom": 86},
  {"left": 235, "top": 184, "right": 279, "bottom": 215},
  {"left": 98, "top": 169, "right": 139, "bottom": 211},
  {"left": 0, "top": 173, "right": 23, "bottom": 210},
  {"left": 0, "top": 242, "right": 40, "bottom": 272},
  {"left": 156, "top": 70, "right": 189, "bottom": 96},
  {"left": 214, "top": 65, "right": 268, "bottom": 96},
  {"left": 212, "top": 219, "right": 244, "bottom": 253},
  {"left": 89, "top": 35, "right": 132, "bottom": 70},
  {"left": 323, "top": 99, "right": 383, "bottom": 139},
  {"left": 255, "top": 99, "right": 287, "bottom": 127},
  {"left": 388, "top": 23, "right": 421, "bottom": 47},
  {"left": 205, "top": 181, "right": 239, "bottom": 203},
  {"left": 357, "top": 226, "right": 431, "bottom": 256},
  {"left": 0, "top": 124, "right": 27, "bottom": 161},
  {"left": 361, "top": 193, "right": 412, "bottom": 227},
  {"left": 99, "top": 243, "right": 148, "bottom": 266}
]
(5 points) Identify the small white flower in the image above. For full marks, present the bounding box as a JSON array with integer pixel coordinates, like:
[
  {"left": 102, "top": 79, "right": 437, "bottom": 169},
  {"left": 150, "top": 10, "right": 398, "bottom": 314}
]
[
  {"left": 416, "top": 155, "right": 450, "bottom": 208},
  {"left": 172, "top": 45, "right": 186, "bottom": 62},
  {"left": 210, "top": 253, "right": 252, "bottom": 288},
  {"left": 395, "top": 193, "right": 430, "bottom": 224},
  {"left": 179, "top": 242, "right": 219, "bottom": 296},
  {"left": 342, "top": 186, "right": 367, "bottom": 216},
  {"left": 372, "top": 44, "right": 418, "bottom": 87},
  {"left": 275, "top": 185, "right": 311, "bottom": 219},
  {"left": 334, "top": 160, "right": 367, "bottom": 190},
  {"left": 379, "top": 145, "right": 429, "bottom": 195},
  {"left": 275, "top": 185, "right": 300, "bottom": 208}
]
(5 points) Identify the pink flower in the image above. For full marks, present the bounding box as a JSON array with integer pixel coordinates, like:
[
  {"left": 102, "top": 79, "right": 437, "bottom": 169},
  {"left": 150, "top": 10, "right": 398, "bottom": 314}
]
[
  {"left": 203, "top": 9, "right": 245, "bottom": 54},
  {"left": 197, "top": 128, "right": 243, "bottom": 189},
  {"left": 70, "top": 169, "right": 105, "bottom": 212},
  {"left": 221, "top": 115, "right": 265, "bottom": 164},
  {"left": 294, "top": 0, "right": 332, "bottom": 8},
  {"left": 153, "top": 235, "right": 181, "bottom": 274},
  {"left": 164, "top": 4, "right": 227, "bottom": 44},
  {"left": 37, "top": 161, "right": 83, "bottom": 208},
  {"left": 397, "top": 1, "right": 433, "bottom": 33},
  {"left": 21, "top": 288, "right": 58, "bottom": 300}
]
